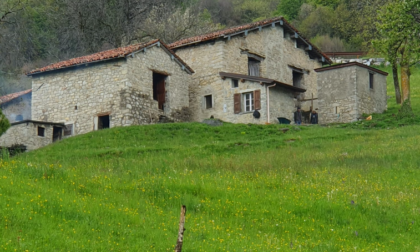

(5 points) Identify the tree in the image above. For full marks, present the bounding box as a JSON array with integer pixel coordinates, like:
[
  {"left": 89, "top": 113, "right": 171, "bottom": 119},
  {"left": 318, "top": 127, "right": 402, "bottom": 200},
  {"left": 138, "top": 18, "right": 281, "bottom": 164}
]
[
  {"left": 297, "top": 5, "right": 335, "bottom": 38},
  {"left": 0, "top": 109, "right": 10, "bottom": 137},
  {"left": 375, "top": 0, "right": 420, "bottom": 111},
  {"left": 139, "top": 7, "right": 222, "bottom": 43},
  {"left": 274, "top": 0, "right": 304, "bottom": 20}
]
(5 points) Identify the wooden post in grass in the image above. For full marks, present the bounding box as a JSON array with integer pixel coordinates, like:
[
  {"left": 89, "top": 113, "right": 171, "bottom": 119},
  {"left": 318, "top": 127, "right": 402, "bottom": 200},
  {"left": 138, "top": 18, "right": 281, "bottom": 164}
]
[{"left": 174, "top": 205, "right": 186, "bottom": 252}]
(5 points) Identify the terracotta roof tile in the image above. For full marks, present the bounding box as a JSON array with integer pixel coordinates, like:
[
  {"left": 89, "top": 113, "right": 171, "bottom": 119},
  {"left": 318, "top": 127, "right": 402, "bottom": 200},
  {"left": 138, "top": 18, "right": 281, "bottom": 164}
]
[
  {"left": 169, "top": 17, "right": 332, "bottom": 64},
  {"left": 0, "top": 89, "right": 32, "bottom": 105},
  {"left": 28, "top": 39, "right": 194, "bottom": 75}
]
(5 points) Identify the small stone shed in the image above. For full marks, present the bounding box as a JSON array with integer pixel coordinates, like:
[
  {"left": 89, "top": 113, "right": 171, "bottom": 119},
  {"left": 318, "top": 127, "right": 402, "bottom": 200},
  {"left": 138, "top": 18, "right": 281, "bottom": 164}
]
[
  {"left": 315, "top": 62, "right": 388, "bottom": 124},
  {"left": 0, "top": 120, "right": 65, "bottom": 151},
  {"left": 27, "top": 39, "right": 193, "bottom": 136},
  {"left": 0, "top": 89, "right": 32, "bottom": 123}
]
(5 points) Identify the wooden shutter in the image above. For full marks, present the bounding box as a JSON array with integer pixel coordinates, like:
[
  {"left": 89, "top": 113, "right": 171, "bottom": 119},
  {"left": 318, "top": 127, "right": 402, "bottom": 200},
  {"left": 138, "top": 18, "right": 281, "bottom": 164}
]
[
  {"left": 234, "top": 93, "right": 241, "bottom": 114},
  {"left": 254, "top": 89, "right": 261, "bottom": 110}
]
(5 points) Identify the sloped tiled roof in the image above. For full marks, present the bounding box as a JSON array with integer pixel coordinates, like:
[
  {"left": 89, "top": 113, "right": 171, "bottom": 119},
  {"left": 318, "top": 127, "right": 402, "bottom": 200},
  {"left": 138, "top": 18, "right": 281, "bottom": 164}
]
[
  {"left": 0, "top": 89, "right": 32, "bottom": 105},
  {"left": 314, "top": 62, "right": 389, "bottom": 76},
  {"left": 169, "top": 17, "right": 332, "bottom": 64},
  {"left": 27, "top": 39, "right": 194, "bottom": 76}
]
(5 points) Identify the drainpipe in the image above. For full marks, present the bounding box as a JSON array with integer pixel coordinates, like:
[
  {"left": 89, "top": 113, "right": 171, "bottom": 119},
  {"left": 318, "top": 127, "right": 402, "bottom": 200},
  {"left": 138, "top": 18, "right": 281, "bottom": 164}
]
[{"left": 266, "top": 83, "right": 277, "bottom": 124}]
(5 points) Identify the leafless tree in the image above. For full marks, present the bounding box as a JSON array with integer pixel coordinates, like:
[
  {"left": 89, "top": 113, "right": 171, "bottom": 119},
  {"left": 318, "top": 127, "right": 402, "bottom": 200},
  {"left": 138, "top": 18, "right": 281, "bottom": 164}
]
[
  {"left": 0, "top": 0, "right": 25, "bottom": 24},
  {"left": 139, "top": 4, "right": 222, "bottom": 43}
]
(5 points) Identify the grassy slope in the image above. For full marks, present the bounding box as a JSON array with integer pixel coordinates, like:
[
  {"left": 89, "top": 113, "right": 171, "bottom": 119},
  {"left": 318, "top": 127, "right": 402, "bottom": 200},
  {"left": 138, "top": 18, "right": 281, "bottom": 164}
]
[{"left": 1, "top": 67, "right": 420, "bottom": 251}]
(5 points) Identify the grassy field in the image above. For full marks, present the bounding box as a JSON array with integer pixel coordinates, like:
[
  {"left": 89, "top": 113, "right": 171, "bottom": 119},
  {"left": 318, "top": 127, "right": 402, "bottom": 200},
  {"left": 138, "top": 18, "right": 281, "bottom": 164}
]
[{"left": 1, "top": 66, "right": 420, "bottom": 251}]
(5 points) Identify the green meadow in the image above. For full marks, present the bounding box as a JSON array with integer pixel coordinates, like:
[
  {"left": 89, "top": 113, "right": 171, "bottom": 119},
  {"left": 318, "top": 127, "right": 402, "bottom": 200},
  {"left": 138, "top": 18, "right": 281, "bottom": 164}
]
[{"left": 1, "top": 66, "right": 420, "bottom": 251}]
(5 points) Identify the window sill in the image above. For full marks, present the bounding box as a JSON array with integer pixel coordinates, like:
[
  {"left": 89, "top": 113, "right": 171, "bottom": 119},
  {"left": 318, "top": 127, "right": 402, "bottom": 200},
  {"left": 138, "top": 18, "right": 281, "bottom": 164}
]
[{"left": 239, "top": 111, "right": 254, "bottom": 115}]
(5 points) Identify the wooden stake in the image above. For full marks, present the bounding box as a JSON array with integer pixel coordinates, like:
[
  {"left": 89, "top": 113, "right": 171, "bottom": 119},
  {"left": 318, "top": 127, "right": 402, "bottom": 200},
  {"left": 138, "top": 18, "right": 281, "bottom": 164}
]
[{"left": 174, "top": 205, "right": 186, "bottom": 252}]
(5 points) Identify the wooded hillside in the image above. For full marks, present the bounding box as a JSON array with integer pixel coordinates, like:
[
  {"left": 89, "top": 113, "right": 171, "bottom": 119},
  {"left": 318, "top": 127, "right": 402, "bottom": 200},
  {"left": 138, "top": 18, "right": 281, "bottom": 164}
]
[{"left": 0, "top": 0, "right": 391, "bottom": 94}]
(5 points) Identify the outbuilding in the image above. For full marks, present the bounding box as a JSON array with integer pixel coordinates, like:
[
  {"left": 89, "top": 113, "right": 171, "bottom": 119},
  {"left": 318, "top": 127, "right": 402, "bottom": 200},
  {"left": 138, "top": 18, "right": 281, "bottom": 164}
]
[{"left": 315, "top": 62, "right": 388, "bottom": 124}]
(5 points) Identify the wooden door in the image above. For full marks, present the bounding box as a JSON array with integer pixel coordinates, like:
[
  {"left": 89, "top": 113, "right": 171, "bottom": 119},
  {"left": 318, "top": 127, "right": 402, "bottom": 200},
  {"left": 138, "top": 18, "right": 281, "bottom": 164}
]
[{"left": 156, "top": 79, "right": 166, "bottom": 110}]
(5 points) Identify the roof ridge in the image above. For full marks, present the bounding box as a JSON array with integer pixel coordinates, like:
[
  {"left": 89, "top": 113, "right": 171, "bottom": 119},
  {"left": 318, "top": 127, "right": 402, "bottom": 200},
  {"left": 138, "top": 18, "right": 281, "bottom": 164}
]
[
  {"left": 168, "top": 16, "right": 331, "bottom": 64},
  {"left": 0, "top": 89, "right": 32, "bottom": 104},
  {"left": 27, "top": 39, "right": 194, "bottom": 75},
  {"left": 314, "top": 62, "right": 389, "bottom": 76}
]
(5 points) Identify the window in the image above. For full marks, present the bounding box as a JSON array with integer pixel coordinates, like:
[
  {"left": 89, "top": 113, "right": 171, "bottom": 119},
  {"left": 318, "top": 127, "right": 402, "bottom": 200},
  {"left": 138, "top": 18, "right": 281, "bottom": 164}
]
[
  {"left": 243, "top": 92, "right": 254, "bottom": 112},
  {"left": 37, "top": 126, "right": 45, "bottom": 137},
  {"left": 205, "top": 95, "right": 213, "bottom": 109},
  {"left": 234, "top": 90, "right": 261, "bottom": 114},
  {"left": 248, "top": 58, "right": 260, "bottom": 77},
  {"left": 15, "top": 115, "right": 23, "bottom": 121},
  {"left": 232, "top": 79, "right": 239, "bottom": 88},
  {"left": 369, "top": 72, "right": 374, "bottom": 89},
  {"left": 293, "top": 71, "right": 303, "bottom": 87},
  {"left": 98, "top": 115, "right": 110, "bottom": 130},
  {"left": 64, "top": 124, "right": 73, "bottom": 136}
]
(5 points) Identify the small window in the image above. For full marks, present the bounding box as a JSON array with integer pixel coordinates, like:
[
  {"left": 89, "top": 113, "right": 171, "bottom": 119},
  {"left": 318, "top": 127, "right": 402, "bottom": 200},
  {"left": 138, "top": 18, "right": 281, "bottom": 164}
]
[
  {"left": 369, "top": 72, "right": 374, "bottom": 89},
  {"left": 205, "top": 95, "right": 213, "bottom": 109},
  {"left": 293, "top": 71, "right": 303, "bottom": 87},
  {"left": 15, "top": 115, "right": 23, "bottom": 121},
  {"left": 248, "top": 58, "right": 260, "bottom": 77},
  {"left": 232, "top": 79, "right": 239, "bottom": 88},
  {"left": 64, "top": 124, "right": 73, "bottom": 136},
  {"left": 243, "top": 92, "right": 254, "bottom": 112},
  {"left": 37, "top": 126, "right": 45, "bottom": 137}
]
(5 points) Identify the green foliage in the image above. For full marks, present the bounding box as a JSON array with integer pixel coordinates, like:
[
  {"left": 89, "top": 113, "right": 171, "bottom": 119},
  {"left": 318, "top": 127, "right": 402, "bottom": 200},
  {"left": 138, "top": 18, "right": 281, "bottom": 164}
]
[
  {"left": 306, "top": 0, "right": 341, "bottom": 8},
  {"left": 0, "top": 108, "right": 10, "bottom": 136},
  {"left": 378, "top": 1, "right": 420, "bottom": 65},
  {"left": 274, "top": 0, "right": 304, "bottom": 20},
  {"left": 397, "top": 99, "right": 415, "bottom": 120},
  {"left": 297, "top": 5, "right": 335, "bottom": 38},
  {"left": 310, "top": 35, "right": 347, "bottom": 52}
]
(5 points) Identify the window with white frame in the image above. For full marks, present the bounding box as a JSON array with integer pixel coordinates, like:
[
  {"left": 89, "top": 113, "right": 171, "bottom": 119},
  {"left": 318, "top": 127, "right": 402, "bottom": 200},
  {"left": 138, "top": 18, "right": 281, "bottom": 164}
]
[{"left": 243, "top": 92, "right": 254, "bottom": 112}]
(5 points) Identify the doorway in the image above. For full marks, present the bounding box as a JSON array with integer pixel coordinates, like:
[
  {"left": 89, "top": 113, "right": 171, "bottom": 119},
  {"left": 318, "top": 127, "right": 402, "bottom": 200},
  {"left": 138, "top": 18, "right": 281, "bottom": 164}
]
[
  {"left": 153, "top": 72, "right": 167, "bottom": 110},
  {"left": 53, "top": 127, "right": 62, "bottom": 142},
  {"left": 98, "top": 115, "right": 110, "bottom": 130}
]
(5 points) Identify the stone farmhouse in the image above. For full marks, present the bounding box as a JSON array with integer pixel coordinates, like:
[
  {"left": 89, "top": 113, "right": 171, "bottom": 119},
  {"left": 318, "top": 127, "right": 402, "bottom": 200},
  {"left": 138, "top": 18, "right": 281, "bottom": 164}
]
[
  {"left": 27, "top": 39, "right": 193, "bottom": 137},
  {"left": 170, "top": 17, "right": 331, "bottom": 124},
  {"left": 0, "top": 17, "right": 388, "bottom": 150}
]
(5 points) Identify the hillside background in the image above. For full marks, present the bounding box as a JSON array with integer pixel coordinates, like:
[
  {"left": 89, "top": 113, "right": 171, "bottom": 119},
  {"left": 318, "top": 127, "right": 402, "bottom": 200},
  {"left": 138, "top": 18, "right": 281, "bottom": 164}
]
[{"left": 0, "top": 0, "right": 388, "bottom": 94}]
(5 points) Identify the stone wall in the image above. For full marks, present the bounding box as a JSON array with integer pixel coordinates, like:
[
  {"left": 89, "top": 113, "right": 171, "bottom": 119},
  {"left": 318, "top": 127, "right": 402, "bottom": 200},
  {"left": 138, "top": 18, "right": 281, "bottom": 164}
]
[
  {"left": 0, "top": 121, "right": 63, "bottom": 150},
  {"left": 355, "top": 66, "right": 387, "bottom": 116},
  {"left": 317, "top": 67, "right": 357, "bottom": 124},
  {"left": 174, "top": 24, "right": 323, "bottom": 124},
  {"left": 1, "top": 92, "right": 31, "bottom": 123},
  {"left": 198, "top": 78, "right": 266, "bottom": 124},
  {"left": 317, "top": 65, "right": 387, "bottom": 124},
  {"left": 269, "top": 86, "right": 298, "bottom": 124},
  {"left": 31, "top": 45, "right": 191, "bottom": 136},
  {"left": 32, "top": 59, "right": 127, "bottom": 135},
  {"left": 126, "top": 46, "right": 192, "bottom": 122},
  {"left": 223, "top": 25, "right": 322, "bottom": 108}
]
